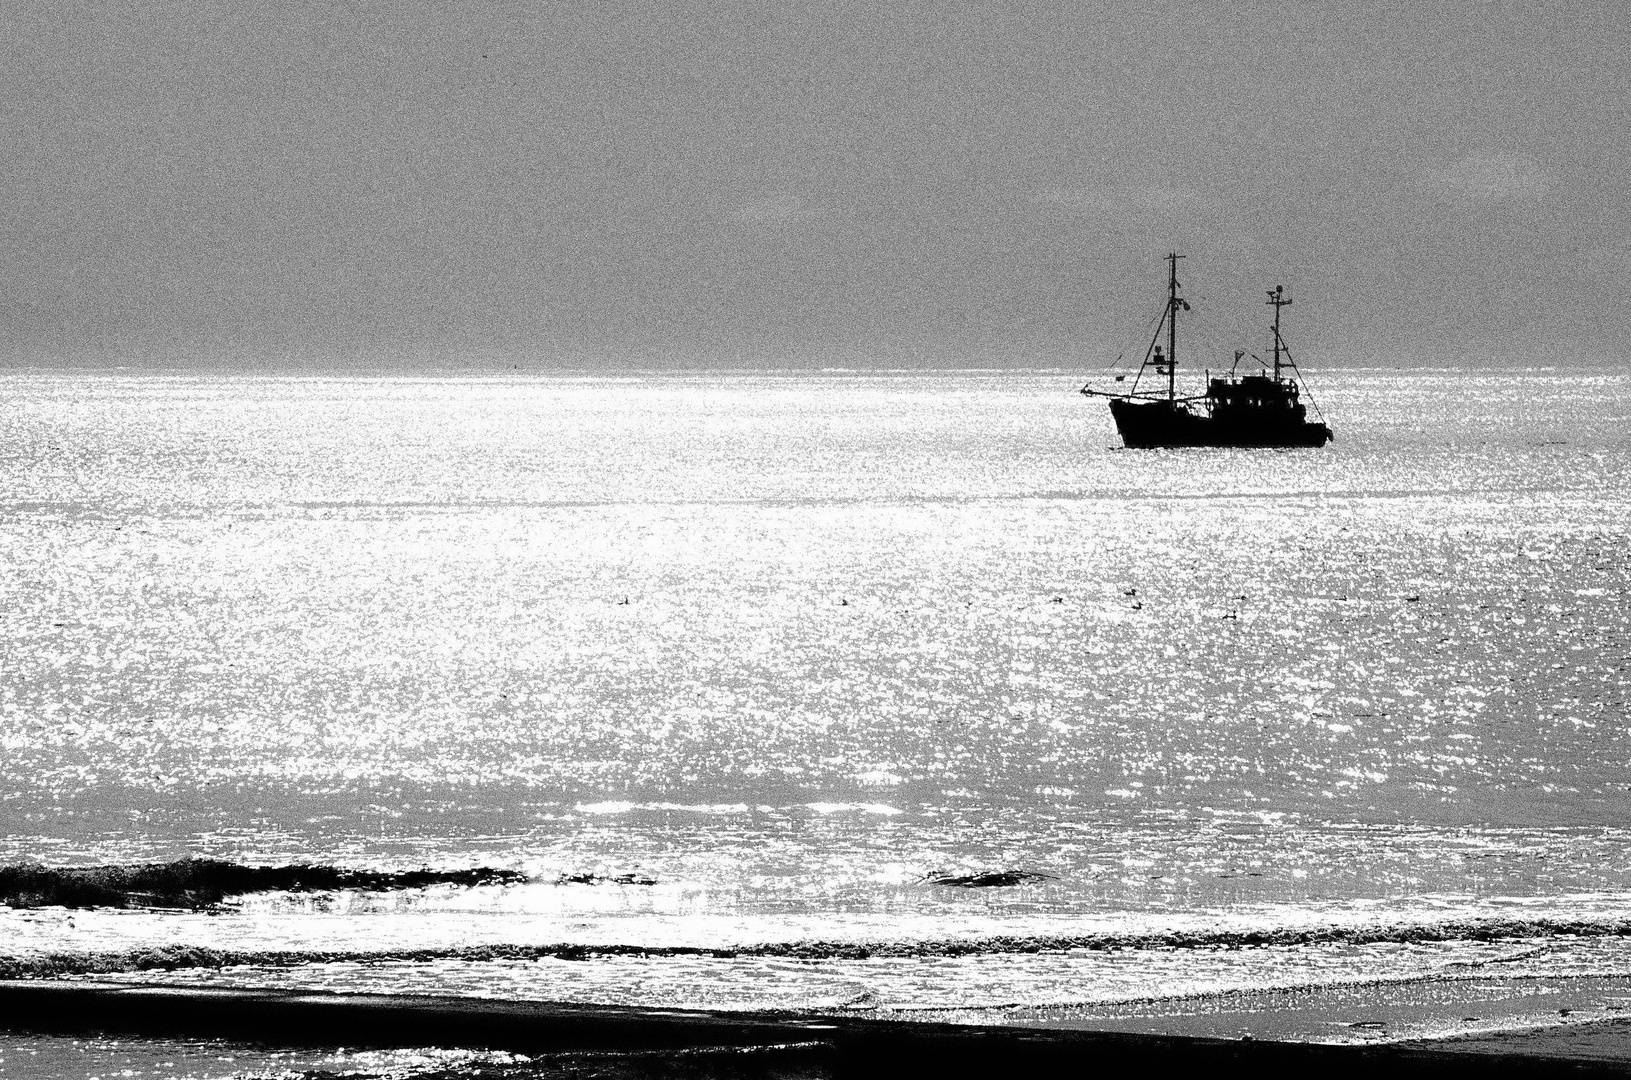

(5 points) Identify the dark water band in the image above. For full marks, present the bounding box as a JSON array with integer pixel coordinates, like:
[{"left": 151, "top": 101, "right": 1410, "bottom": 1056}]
[{"left": 0, "top": 858, "right": 1056, "bottom": 908}]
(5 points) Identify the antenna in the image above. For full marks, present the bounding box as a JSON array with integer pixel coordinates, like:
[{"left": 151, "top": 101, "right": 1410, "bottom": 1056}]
[
  {"left": 1266, "top": 285, "right": 1291, "bottom": 382},
  {"left": 1167, "top": 253, "right": 1186, "bottom": 402}
]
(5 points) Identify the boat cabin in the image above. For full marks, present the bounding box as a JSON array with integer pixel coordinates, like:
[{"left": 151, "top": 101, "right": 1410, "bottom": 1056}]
[{"left": 1206, "top": 373, "right": 1306, "bottom": 421}]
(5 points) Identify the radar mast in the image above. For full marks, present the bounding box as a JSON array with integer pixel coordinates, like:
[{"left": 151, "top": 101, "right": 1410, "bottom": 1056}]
[{"left": 1267, "top": 285, "right": 1291, "bottom": 383}]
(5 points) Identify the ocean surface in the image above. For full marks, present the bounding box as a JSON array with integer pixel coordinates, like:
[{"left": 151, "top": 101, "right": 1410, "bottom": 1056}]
[{"left": 3, "top": 367, "right": 1631, "bottom": 1070}]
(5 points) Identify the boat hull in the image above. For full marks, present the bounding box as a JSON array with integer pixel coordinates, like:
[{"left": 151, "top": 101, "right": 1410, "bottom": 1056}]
[{"left": 1108, "top": 399, "right": 1332, "bottom": 449}]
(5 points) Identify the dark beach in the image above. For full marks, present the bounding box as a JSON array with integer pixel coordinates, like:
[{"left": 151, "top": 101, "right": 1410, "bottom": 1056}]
[{"left": 6, "top": 980, "right": 1631, "bottom": 1079}]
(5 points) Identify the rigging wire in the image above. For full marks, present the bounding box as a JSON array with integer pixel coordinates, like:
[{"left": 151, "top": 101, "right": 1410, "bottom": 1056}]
[
  {"left": 1276, "top": 340, "right": 1328, "bottom": 422},
  {"left": 1084, "top": 304, "right": 1166, "bottom": 393},
  {"left": 1080, "top": 268, "right": 1330, "bottom": 418}
]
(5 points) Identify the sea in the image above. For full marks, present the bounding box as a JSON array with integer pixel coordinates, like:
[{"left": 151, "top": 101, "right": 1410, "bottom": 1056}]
[{"left": 3, "top": 366, "right": 1631, "bottom": 1075}]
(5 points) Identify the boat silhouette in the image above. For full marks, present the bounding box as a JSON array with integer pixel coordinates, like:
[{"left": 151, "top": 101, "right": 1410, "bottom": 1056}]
[{"left": 1082, "top": 253, "right": 1333, "bottom": 448}]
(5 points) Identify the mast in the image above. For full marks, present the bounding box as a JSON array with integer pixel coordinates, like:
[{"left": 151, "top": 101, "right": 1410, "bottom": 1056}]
[
  {"left": 1267, "top": 284, "right": 1291, "bottom": 382},
  {"left": 1166, "top": 252, "right": 1184, "bottom": 403}
]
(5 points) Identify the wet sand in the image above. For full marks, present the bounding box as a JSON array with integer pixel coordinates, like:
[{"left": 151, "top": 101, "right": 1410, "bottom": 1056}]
[
  {"left": 1419, "top": 1021, "right": 1631, "bottom": 1064},
  {"left": 7, "top": 980, "right": 1631, "bottom": 1078}
]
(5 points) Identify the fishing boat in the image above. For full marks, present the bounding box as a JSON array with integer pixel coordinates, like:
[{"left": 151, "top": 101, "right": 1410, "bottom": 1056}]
[{"left": 1082, "top": 254, "right": 1333, "bottom": 448}]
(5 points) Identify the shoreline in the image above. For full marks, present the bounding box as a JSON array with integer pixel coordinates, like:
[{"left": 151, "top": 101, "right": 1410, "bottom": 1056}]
[{"left": 5, "top": 980, "right": 1631, "bottom": 1078}]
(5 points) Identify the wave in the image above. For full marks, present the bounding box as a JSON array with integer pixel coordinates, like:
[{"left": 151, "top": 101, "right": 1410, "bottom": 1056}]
[
  {"left": 0, "top": 859, "right": 526, "bottom": 910},
  {"left": 923, "top": 871, "right": 1056, "bottom": 887},
  {"left": 8, "top": 913, "right": 1631, "bottom": 979}
]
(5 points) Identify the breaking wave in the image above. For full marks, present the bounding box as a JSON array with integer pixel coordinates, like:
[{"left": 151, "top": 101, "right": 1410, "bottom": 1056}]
[
  {"left": 9, "top": 912, "right": 1631, "bottom": 979},
  {"left": 0, "top": 859, "right": 526, "bottom": 910}
]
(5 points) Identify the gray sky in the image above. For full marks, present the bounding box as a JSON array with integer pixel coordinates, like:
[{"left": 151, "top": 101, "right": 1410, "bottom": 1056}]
[{"left": 3, "top": 1, "right": 1627, "bottom": 368}]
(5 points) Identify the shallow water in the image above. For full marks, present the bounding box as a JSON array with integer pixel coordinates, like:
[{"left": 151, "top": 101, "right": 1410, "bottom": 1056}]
[
  {"left": 2, "top": 367, "right": 1629, "bottom": 1054},
  {"left": 0, "top": 1035, "right": 537, "bottom": 1080}
]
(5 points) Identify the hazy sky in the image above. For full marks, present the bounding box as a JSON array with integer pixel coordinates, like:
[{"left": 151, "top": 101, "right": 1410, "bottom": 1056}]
[{"left": 3, "top": 1, "right": 1627, "bottom": 367}]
